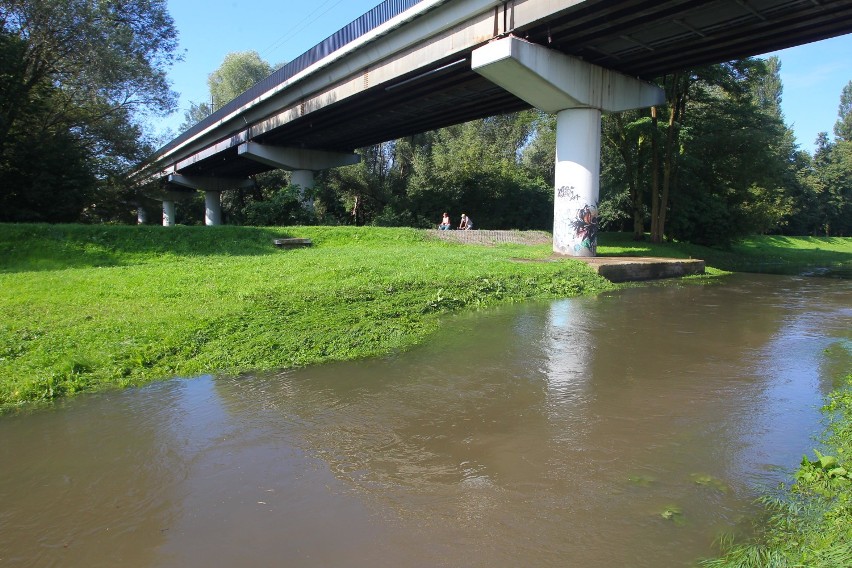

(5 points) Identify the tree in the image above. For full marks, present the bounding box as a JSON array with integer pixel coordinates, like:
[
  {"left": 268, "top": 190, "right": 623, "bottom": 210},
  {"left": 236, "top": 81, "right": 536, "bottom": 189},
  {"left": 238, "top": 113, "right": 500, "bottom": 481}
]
[
  {"left": 807, "top": 130, "right": 852, "bottom": 236},
  {"left": 403, "top": 112, "right": 551, "bottom": 230},
  {"left": 601, "top": 109, "right": 654, "bottom": 239},
  {"left": 834, "top": 80, "right": 852, "bottom": 142},
  {"left": 181, "top": 50, "right": 273, "bottom": 131},
  {"left": 209, "top": 51, "right": 272, "bottom": 110},
  {"left": 650, "top": 71, "right": 691, "bottom": 243},
  {"left": 520, "top": 111, "right": 556, "bottom": 185},
  {"left": 0, "top": 0, "right": 178, "bottom": 152},
  {"left": 179, "top": 101, "right": 213, "bottom": 132},
  {"left": 622, "top": 59, "right": 799, "bottom": 245},
  {"left": 0, "top": 0, "right": 179, "bottom": 221}
]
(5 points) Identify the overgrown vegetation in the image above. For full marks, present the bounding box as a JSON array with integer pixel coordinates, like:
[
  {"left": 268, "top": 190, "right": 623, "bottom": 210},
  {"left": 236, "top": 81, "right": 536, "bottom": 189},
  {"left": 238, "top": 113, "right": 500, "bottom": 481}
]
[{"left": 700, "top": 372, "right": 852, "bottom": 567}]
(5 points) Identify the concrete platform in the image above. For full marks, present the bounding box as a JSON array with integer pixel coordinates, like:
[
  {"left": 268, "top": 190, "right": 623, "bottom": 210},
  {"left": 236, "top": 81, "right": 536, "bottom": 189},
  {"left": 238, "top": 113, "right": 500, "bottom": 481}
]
[
  {"left": 568, "top": 256, "right": 706, "bottom": 282},
  {"left": 273, "top": 238, "right": 313, "bottom": 248},
  {"left": 426, "top": 230, "right": 704, "bottom": 282}
]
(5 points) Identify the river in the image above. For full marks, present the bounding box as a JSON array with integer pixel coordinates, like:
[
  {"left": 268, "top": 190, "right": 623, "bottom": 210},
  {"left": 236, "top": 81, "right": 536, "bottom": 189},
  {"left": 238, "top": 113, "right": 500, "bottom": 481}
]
[{"left": 1, "top": 273, "right": 850, "bottom": 567}]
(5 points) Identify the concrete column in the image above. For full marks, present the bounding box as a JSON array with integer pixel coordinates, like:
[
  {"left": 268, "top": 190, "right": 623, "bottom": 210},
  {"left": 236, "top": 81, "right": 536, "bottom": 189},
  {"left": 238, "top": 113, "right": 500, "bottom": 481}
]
[
  {"left": 137, "top": 207, "right": 147, "bottom": 225},
  {"left": 471, "top": 36, "right": 664, "bottom": 257},
  {"left": 162, "top": 201, "right": 175, "bottom": 226},
  {"left": 554, "top": 108, "right": 601, "bottom": 256},
  {"left": 167, "top": 175, "right": 253, "bottom": 226},
  {"left": 204, "top": 191, "right": 222, "bottom": 226},
  {"left": 291, "top": 169, "right": 315, "bottom": 189},
  {"left": 291, "top": 170, "right": 315, "bottom": 210}
]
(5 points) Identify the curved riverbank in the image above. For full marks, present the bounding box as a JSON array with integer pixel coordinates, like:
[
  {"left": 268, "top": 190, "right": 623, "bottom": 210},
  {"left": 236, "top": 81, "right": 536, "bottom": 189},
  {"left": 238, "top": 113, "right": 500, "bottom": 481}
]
[
  {"left": 3, "top": 224, "right": 849, "bottom": 412},
  {"left": 1, "top": 224, "right": 619, "bottom": 411}
]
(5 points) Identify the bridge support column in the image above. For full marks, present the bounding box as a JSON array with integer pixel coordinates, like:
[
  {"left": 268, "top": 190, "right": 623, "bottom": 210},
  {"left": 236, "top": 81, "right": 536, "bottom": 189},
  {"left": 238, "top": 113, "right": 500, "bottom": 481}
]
[
  {"left": 204, "top": 191, "right": 222, "bottom": 226},
  {"left": 167, "top": 174, "right": 254, "bottom": 226},
  {"left": 291, "top": 170, "right": 316, "bottom": 209},
  {"left": 554, "top": 108, "right": 601, "bottom": 256},
  {"left": 162, "top": 200, "right": 176, "bottom": 227},
  {"left": 137, "top": 207, "right": 147, "bottom": 225},
  {"left": 238, "top": 142, "right": 358, "bottom": 209},
  {"left": 472, "top": 36, "right": 664, "bottom": 256}
]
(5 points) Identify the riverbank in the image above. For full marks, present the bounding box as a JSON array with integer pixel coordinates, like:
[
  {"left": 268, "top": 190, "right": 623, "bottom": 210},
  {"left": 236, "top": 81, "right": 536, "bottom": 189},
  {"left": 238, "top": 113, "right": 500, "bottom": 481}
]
[
  {"left": 2, "top": 225, "right": 849, "bottom": 411},
  {"left": 0, "top": 224, "right": 617, "bottom": 411},
  {"left": 599, "top": 231, "right": 852, "bottom": 275}
]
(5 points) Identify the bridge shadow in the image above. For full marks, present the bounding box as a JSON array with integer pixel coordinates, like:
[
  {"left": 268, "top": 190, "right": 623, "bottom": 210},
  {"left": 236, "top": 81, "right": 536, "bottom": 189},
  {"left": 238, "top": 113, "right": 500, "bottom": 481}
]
[{"left": 0, "top": 224, "right": 305, "bottom": 273}]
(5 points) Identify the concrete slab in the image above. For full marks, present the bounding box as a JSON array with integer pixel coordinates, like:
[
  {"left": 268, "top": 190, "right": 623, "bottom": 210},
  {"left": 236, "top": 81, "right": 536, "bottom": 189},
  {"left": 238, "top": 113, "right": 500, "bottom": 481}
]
[
  {"left": 426, "top": 230, "right": 704, "bottom": 282},
  {"left": 273, "top": 238, "right": 313, "bottom": 249},
  {"left": 568, "top": 256, "right": 706, "bottom": 282}
]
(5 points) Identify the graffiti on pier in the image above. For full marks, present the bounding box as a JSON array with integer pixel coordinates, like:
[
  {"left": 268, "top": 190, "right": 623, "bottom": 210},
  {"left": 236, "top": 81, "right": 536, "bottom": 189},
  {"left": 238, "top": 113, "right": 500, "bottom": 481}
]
[
  {"left": 571, "top": 203, "right": 598, "bottom": 254},
  {"left": 556, "top": 185, "right": 580, "bottom": 201}
]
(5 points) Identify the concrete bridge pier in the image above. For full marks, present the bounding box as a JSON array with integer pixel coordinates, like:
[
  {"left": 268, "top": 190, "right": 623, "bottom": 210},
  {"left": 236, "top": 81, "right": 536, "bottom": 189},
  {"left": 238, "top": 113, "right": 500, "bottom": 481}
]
[
  {"left": 162, "top": 200, "right": 176, "bottom": 227},
  {"left": 472, "top": 36, "right": 665, "bottom": 256},
  {"left": 204, "top": 191, "right": 222, "bottom": 226},
  {"left": 290, "top": 170, "right": 314, "bottom": 195},
  {"left": 158, "top": 190, "right": 194, "bottom": 226},
  {"left": 167, "top": 174, "right": 254, "bottom": 226},
  {"left": 553, "top": 108, "right": 602, "bottom": 255},
  {"left": 238, "top": 142, "right": 359, "bottom": 208}
]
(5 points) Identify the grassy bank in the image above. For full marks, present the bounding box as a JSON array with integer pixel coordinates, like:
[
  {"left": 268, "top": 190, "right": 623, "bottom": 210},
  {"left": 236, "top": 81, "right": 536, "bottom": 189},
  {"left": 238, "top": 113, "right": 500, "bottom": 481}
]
[
  {"left": 3, "top": 225, "right": 849, "bottom": 412},
  {"left": 1, "top": 224, "right": 617, "bottom": 411}
]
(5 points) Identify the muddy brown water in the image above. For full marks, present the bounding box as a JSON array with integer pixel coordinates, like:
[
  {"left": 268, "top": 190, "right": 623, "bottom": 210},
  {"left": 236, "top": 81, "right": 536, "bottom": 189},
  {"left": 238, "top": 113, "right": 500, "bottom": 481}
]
[{"left": 1, "top": 273, "right": 850, "bottom": 567}]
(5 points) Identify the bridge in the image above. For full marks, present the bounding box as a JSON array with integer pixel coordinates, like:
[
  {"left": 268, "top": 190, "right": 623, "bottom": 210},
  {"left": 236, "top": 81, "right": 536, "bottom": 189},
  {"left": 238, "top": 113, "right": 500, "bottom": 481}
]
[{"left": 143, "top": 0, "right": 852, "bottom": 256}]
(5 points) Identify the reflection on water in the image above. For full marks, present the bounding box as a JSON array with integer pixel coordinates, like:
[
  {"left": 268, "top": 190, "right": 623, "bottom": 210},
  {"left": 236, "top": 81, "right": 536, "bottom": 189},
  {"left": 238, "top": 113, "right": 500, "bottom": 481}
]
[{"left": 0, "top": 274, "right": 849, "bottom": 567}]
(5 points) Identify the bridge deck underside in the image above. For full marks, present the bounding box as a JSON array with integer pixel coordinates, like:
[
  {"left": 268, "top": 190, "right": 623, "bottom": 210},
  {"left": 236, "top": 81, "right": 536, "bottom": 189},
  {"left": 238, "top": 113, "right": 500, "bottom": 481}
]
[{"left": 159, "top": 0, "right": 852, "bottom": 182}]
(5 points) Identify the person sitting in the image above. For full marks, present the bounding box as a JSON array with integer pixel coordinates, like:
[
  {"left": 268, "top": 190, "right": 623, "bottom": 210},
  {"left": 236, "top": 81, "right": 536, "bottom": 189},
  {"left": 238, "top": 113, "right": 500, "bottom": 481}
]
[
  {"left": 438, "top": 212, "right": 451, "bottom": 230},
  {"left": 459, "top": 213, "right": 473, "bottom": 230}
]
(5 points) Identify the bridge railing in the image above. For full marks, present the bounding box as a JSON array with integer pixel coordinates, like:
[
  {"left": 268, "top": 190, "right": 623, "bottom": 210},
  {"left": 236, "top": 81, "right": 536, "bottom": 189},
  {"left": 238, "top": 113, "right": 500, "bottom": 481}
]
[{"left": 157, "top": 0, "right": 429, "bottom": 158}]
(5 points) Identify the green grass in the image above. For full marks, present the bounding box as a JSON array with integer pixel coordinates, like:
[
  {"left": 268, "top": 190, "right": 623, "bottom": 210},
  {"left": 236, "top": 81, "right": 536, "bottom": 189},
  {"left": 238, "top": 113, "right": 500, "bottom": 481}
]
[
  {"left": 0, "top": 224, "right": 617, "bottom": 411},
  {"left": 598, "top": 232, "right": 852, "bottom": 274}
]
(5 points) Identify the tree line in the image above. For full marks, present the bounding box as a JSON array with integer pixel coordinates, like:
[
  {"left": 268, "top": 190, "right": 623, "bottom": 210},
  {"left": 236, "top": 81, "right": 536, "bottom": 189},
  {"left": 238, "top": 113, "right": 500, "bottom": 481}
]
[
  {"left": 1, "top": 1, "right": 850, "bottom": 244},
  {"left": 0, "top": 0, "right": 179, "bottom": 223}
]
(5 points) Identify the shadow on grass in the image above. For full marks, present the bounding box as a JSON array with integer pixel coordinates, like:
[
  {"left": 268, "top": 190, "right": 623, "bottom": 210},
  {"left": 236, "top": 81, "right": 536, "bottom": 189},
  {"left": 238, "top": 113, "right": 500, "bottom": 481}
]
[{"left": 0, "top": 224, "right": 303, "bottom": 273}]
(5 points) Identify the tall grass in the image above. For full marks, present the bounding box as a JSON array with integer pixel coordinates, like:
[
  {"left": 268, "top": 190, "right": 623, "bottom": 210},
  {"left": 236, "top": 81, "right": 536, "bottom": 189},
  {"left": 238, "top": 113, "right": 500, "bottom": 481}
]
[{"left": 700, "top": 374, "right": 852, "bottom": 567}]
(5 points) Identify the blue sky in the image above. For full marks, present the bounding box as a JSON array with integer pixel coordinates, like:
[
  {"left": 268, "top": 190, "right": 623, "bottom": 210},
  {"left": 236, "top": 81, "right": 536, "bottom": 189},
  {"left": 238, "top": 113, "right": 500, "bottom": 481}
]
[
  {"left": 155, "top": 0, "right": 852, "bottom": 155},
  {"left": 766, "top": 34, "right": 852, "bottom": 153}
]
